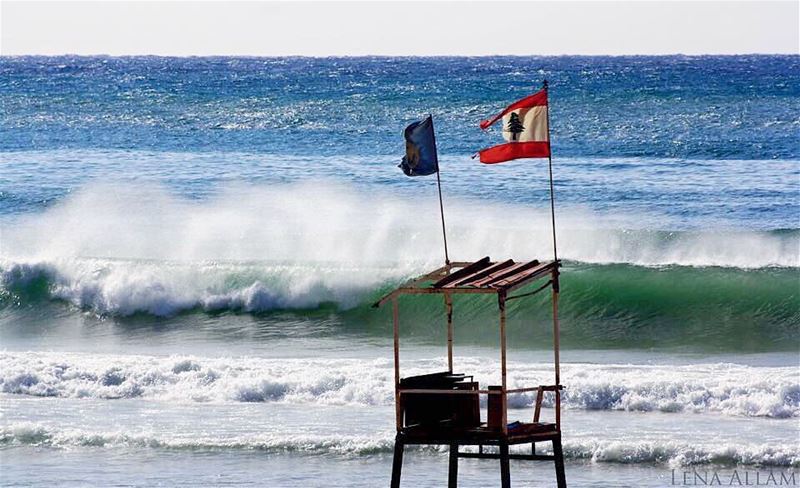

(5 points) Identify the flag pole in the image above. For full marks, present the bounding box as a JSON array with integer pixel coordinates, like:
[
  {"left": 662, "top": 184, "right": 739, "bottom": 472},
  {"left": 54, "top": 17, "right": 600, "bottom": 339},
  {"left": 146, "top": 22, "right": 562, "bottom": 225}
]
[
  {"left": 543, "top": 80, "right": 558, "bottom": 265},
  {"left": 429, "top": 115, "right": 451, "bottom": 266}
]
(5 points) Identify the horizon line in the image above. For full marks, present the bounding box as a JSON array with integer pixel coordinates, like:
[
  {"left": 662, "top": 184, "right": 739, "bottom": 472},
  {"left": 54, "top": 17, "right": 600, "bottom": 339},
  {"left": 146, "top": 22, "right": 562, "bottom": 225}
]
[{"left": 3, "top": 52, "right": 798, "bottom": 58}]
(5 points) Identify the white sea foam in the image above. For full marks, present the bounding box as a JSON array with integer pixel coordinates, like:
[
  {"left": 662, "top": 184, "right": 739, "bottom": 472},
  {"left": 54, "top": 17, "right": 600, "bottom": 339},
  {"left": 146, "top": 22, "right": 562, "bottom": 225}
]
[
  {"left": 1, "top": 352, "right": 797, "bottom": 418},
  {"left": 561, "top": 439, "right": 800, "bottom": 467},
  {"left": 2, "top": 182, "right": 796, "bottom": 268},
  {"left": 1, "top": 421, "right": 797, "bottom": 466},
  {"left": 0, "top": 421, "right": 395, "bottom": 455}
]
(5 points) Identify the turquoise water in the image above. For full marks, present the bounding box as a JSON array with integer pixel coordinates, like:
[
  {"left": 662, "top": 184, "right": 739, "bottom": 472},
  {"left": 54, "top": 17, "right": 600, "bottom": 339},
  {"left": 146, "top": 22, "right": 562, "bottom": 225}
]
[{"left": 1, "top": 56, "right": 798, "bottom": 486}]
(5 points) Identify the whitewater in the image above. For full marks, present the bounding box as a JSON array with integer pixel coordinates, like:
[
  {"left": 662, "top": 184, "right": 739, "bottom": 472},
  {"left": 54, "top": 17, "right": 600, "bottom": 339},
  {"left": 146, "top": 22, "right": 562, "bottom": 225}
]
[{"left": 2, "top": 352, "right": 798, "bottom": 418}]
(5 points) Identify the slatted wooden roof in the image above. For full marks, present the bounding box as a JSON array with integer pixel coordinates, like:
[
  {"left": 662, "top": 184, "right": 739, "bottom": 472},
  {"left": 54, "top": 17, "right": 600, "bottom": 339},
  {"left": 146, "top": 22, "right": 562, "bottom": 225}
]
[{"left": 374, "top": 256, "right": 559, "bottom": 307}]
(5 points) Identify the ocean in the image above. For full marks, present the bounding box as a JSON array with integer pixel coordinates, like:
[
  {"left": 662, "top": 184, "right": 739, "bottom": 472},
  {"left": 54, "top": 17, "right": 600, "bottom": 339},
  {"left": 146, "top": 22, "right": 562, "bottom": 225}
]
[{"left": 1, "top": 55, "right": 798, "bottom": 487}]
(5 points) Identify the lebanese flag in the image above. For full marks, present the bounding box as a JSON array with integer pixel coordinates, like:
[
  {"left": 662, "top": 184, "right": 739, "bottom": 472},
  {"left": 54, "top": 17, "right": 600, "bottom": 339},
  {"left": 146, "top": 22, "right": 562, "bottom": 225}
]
[{"left": 478, "top": 88, "right": 550, "bottom": 164}]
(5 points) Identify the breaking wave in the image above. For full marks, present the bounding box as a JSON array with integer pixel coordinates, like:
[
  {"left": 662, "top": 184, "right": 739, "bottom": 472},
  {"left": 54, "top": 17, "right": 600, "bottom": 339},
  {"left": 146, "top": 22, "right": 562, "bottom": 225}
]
[
  {"left": 1, "top": 421, "right": 797, "bottom": 466},
  {"left": 2, "top": 352, "right": 798, "bottom": 419},
  {"left": 1, "top": 183, "right": 797, "bottom": 349},
  {"left": 1, "top": 258, "right": 797, "bottom": 351},
  {"left": 1, "top": 256, "right": 798, "bottom": 316}
]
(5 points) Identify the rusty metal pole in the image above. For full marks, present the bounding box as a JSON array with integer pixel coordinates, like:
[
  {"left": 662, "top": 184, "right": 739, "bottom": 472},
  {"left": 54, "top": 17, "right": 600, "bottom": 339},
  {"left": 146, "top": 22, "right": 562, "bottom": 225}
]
[
  {"left": 392, "top": 297, "right": 401, "bottom": 431},
  {"left": 445, "top": 293, "right": 454, "bottom": 372},
  {"left": 552, "top": 282, "right": 561, "bottom": 429},
  {"left": 499, "top": 291, "right": 508, "bottom": 434},
  {"left": 543, "top": 79, "right": 562, "bottom": 430}
]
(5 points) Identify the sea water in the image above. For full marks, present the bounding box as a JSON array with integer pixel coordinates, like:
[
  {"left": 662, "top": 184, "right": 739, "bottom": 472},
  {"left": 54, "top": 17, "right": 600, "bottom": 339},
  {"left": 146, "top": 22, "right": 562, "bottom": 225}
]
[{"left": 1, "top": 56, "right": 798, "bottom": 487}]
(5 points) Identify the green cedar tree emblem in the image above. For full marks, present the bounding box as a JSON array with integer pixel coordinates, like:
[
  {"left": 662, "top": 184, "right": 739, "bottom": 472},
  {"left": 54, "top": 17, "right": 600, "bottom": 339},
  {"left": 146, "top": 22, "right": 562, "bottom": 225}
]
[{"left": 507, "top": 112, "right": 525, "bottom": 141}]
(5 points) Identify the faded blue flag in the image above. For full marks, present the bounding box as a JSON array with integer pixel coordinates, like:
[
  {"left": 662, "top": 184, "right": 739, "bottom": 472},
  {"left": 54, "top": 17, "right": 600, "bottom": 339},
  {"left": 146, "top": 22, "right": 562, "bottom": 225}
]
[{"left": 399, "top": 115, "right": 439, "bottom": 176}]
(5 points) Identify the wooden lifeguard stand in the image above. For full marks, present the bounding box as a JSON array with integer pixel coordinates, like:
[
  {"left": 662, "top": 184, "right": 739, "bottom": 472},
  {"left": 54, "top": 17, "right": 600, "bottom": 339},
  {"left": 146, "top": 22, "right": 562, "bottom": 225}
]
[{"left": 374, "top": 256, "right": 566, "bottom": 488}]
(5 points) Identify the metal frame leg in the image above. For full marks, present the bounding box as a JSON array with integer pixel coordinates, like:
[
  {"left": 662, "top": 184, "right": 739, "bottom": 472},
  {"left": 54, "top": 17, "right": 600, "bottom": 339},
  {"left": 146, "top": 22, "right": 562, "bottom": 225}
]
[
  {"left": 391, "top": 436, "right": 404, "bottom": 488},
  {"left": 448, "top": 443, "right": 459, "bottom": 488},
  {"left": 553, "top": 435, "right": 567, "bottom": 488},
  {"left": 499, "top": 442, "right": 511, "bottom": 488}
]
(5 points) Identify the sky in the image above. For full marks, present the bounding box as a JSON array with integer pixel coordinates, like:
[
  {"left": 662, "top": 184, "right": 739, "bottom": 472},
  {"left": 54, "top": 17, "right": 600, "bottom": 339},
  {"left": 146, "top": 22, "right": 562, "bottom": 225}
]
[{"left": 1, "top": 1, "right": 798, "bottom": 56}]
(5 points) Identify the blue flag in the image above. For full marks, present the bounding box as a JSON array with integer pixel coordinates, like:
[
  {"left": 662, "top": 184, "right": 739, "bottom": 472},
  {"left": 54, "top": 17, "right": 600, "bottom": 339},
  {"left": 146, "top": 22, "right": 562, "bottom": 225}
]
[{"left": 399, "top": 115, "right": 439, "bottom": 176}]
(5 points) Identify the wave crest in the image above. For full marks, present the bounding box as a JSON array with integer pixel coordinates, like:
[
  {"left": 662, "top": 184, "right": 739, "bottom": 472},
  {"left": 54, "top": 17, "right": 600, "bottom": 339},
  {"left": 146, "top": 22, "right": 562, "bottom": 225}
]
[{"left": 0, "top": 258, "right": 406, "bottom": 315}]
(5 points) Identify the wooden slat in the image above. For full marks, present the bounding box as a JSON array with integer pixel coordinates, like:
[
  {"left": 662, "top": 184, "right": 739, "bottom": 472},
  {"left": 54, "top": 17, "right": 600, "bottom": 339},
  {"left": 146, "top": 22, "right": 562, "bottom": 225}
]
[
  {"left": 443, "top": 259, "right": 516, "bottom": 288},
  {"left": 467, "top": 262, "right": 529, "bottom": 288},
  {"left": 492, "top": 262, "right": 555, "bottom": 289},
  {"left": 490, "top": 262, "right": 552, "bottom": 289},
  {"left": 404, "top": 287, "right": 497, "bottom": 294},
  {"left": 505, "top": 387, "right": 542, "bottom": 393},
  {"left": 533, "top": 387, "right": 544, "bottom": 423},
  {"left": 399, "top": 388, "right": 503, "bottom": 395},
  {"left": 471, "top": 260, "right": 540, "bottom": 288},
  {"left": 433, "top": 256, "right": 492, "bottom": 288}
]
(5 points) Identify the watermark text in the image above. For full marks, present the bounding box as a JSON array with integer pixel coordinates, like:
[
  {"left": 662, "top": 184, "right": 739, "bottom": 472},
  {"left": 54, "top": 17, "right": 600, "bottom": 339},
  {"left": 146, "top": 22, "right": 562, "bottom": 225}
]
[{"left": 671, "top": 469, "right": 797, "bottom": 486}]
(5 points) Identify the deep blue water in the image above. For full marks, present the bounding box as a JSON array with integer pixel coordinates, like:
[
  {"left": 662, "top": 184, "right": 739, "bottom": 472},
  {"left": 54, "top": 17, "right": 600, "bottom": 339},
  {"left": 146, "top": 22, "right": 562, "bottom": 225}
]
[{"left": 2, "top": 55, "right": 799, "bottom": 158}]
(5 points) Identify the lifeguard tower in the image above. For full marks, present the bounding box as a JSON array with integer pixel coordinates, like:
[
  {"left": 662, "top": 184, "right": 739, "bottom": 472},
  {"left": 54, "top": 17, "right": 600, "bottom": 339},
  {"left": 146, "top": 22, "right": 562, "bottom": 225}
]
[
  {"left": 373, "top": 256, "right": 566, "bottom": 488},
  {"left": 379, "top": 81, "right": 565, "bottom": 486}
]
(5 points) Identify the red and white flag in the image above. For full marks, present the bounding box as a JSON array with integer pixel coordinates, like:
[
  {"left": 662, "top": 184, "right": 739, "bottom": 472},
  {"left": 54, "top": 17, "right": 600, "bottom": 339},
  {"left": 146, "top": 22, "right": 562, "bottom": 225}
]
[{"left": 477, "top": 88, "right": 550, "bottom": 164}]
